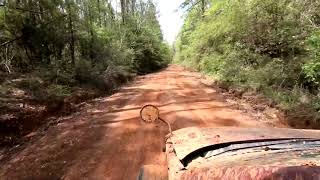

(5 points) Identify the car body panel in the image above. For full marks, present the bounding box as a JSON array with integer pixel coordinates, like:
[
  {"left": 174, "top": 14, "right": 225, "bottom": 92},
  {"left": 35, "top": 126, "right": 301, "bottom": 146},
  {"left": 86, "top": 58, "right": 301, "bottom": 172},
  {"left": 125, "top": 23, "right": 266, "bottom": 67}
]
[
  {"left": 171, "top": 127, "right": 320, "bottom": 161},
  {"left": 178, "top": 165, "right": 320, "bottom": 180},
  {"left": 167, "top": 127, "right": 320, "bottom": 180}
]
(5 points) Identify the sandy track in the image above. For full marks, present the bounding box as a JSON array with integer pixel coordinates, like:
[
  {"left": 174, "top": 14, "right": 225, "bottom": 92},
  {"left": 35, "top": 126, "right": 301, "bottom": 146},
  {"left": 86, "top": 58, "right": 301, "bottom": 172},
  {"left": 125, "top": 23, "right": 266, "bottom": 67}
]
[{"left": 0, "top": 65, "right": 278, "bottom": 180}]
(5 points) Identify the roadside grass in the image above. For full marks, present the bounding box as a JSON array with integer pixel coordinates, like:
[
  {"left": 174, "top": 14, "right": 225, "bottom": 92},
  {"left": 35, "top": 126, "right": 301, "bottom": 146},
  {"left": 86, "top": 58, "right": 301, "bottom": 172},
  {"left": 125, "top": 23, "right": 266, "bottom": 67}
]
[
  {"left": 174, "top": 61, "right": 320, "bottom": 129},
  {"left": 0, "top": 67, "right": 136, "bottom": 146}
]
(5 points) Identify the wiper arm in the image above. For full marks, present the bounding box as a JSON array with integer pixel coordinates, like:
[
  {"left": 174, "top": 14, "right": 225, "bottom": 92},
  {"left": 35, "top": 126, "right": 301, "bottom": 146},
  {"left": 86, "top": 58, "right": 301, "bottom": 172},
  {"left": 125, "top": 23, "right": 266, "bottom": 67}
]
[
  {"left": 203, "top": 139, "right": 320, "bottom": 159},
  {"left": 181, "top": 138, "right": 320, "bottom": 166}
]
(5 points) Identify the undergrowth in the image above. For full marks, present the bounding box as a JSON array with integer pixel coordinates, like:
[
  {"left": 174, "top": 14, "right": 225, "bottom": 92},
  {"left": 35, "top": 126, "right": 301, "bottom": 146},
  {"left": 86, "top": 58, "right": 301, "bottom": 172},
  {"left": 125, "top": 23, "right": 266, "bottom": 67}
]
[{"left": 175, "top": 0, "right": 320, "bottom": 128}]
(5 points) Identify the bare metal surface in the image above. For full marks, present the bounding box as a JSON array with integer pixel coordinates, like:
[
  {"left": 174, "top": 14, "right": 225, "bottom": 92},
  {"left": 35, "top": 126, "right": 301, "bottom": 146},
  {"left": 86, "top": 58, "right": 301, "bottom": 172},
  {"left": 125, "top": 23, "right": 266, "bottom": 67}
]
[
  {"left": 171, "top": 127, "right": 320, "bottom": 161},
  {"left": 201, "top": 148, "right": 320, "bottom": 167},
  {"left": 167, "top": 127, "right": 320, "bottom": 180},
  {"left": 203, "top": 139, "right": 320, "bottom": 158},
  {"left": 178, "top": 166, "right": 320, "bottom": 180},
  {"left": 166, "top": 142, "right": 184, "bottom": 180},
  {"left": 168, "top": 143, "right": 320, "bottom": 180},
  {"left": 159, "top": 117, "right": 173, "bottom": 137}
]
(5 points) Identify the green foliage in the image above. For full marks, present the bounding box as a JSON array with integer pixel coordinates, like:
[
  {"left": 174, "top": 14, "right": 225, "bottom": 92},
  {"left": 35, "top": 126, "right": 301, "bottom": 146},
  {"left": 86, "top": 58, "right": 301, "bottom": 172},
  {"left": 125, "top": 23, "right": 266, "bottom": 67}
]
[
  {"left": 0, "top": 0, "right": 170, "bottom": 92},
  {"left": 46, "top": 84, "right": 72, "bottom": 100},
  {"left": 14, "top": 77, "right": 43, "bottom": 95},
  {"left": 303, "top": 31, "right": 320, "bottom": 86},
  {"left": 303, "top": 61, "right": 320, "bottom": 85},
  {"left": 0, "top": 0, "right": 172, "bottom": 144},
  {"left": 131, "top": 28, "right": 171, "bottom": 74},
  {"left": 175, "top": 0, "right": 320, "bottom": 125}
]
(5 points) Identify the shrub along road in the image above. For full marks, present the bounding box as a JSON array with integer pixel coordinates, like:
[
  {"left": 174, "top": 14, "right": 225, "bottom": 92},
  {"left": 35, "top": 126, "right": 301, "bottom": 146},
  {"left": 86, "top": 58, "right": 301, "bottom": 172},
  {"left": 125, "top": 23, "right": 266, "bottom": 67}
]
[{"left": 0, "top": 65, "right": 285, "bottom": 180}]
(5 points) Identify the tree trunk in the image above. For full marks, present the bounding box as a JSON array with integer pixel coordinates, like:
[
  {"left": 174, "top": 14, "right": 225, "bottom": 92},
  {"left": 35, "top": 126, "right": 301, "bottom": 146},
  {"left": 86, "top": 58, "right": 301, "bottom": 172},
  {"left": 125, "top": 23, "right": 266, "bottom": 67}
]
[
  {"left": 88, "top": 5, "right": 94, "bottom": 61},
  {"left": 201, "top": 0, "right": 205, "bottom": 15},
  {"left": 69, "top": 16, "right": 75, "bottom": 65},
  {"left": 120, "top": 0, "right": 126, "bottom": 23},
  {"left": 97, "top": 0, "right": 102, "bottom": 27},
  {"left": 131, "top": 0, "right": 136, "bottom": 14},
  {"left": 66, "top": 0, "right": 75, "bottom": 65}
]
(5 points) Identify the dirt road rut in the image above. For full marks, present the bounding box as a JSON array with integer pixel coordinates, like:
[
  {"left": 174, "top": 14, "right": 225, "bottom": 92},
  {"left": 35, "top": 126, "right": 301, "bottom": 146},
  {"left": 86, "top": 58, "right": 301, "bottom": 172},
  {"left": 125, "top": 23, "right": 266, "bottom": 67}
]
[{"left": 0, "top": 65, "right": 281, "bottom": 180}]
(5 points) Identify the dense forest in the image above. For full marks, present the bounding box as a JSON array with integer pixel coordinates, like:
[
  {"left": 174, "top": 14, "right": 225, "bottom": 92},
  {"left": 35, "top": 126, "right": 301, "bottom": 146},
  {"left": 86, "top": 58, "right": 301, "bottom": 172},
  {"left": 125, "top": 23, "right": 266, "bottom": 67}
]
[
  {"left": 0, "top": 0, "right": 170, "bottom": 145},
  {"left": 175, "top": 0, "right": 320, "bottom": 127}
]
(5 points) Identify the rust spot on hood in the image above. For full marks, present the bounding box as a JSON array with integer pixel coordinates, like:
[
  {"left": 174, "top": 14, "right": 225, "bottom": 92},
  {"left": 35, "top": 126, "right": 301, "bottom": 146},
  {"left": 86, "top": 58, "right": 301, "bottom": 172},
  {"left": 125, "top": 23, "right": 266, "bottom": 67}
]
[
  {"left": 171, "top": 127, "right": 320, "bottom": 160},
  {"left": 179, "top": 166, "right": 320, "bottom": 180}
]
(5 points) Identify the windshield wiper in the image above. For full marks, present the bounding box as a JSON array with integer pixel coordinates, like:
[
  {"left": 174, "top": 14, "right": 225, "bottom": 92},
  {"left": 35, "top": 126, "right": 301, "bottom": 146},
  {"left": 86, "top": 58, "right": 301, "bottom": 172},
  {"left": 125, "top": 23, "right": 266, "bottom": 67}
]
[
  {"left": 181, "top": 138, "right": 320, "bottom": 166},
  {"left": 203, "top": 139, "right": 320, "bottom": 159}
]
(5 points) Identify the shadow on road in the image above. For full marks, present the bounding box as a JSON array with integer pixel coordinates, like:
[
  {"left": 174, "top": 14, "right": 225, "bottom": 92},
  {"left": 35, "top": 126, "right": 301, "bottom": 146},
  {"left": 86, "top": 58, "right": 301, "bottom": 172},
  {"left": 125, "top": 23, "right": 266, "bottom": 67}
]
[{"left": 0, "top": 65, "right": 276, "bottom": 179}]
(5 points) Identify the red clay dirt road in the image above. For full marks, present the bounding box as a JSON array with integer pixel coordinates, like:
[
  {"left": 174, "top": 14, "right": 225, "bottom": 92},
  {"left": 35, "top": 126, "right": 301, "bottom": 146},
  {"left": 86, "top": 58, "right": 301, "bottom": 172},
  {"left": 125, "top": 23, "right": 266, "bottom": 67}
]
[{"left": 0, "top": 65, "right": 284, "bottom": 180}]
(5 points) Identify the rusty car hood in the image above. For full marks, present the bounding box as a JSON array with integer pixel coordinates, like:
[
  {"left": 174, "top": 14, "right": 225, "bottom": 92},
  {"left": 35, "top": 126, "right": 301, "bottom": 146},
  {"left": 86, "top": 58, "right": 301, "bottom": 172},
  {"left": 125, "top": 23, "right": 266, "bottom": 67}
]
[
  {"left": 178, "top": 165, "right": 320, "bottom": 180},
  {"left": 170, "top": 127, "right": 320, "bottom": 161},
  {"left": 177, "top": 147, "right": 320, "bottom": 180},
  {"left": 168, "top": 127, "right": 320, "bottom": 180}
]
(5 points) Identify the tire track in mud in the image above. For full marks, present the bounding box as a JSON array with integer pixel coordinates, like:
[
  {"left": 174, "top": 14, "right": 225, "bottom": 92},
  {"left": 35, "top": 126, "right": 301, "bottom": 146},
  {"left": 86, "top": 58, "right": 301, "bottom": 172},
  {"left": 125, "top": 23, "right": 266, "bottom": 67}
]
[
  {"left": 90, "top": 73, "right": 168, "bottom": 180},
  {"left": 0, "top": 65, "right": 280, "bottom": 180},
  {"left": 89, "top": 82, "right": 162, "bottom": 179},
  {"left": 160, "top": 71, "right": 207, "bottom": 130}
]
